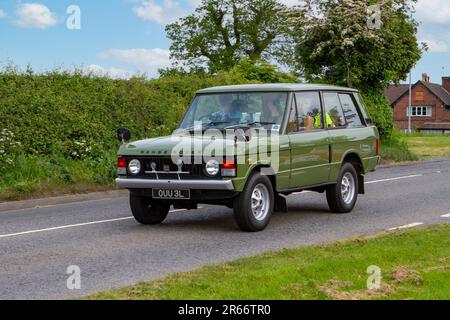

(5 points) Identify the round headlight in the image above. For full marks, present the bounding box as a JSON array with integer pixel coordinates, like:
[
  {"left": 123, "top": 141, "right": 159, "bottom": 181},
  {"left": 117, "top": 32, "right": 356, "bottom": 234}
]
[
  {"left": 205, "top": 159, "right": 220, "bottom": 176},
  {"left": 128, "top": 159, "right": 141, "bottom": 175}
]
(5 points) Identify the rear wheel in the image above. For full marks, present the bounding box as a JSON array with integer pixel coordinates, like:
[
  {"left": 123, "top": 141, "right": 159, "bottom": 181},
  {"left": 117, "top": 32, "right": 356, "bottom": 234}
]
[
  {"left": 326, "top": 162, "right": 358, "bottom": 213},
  {"left": 129, "top": 194, "right": 170, "bottom": 225},
  {"left": 233, "top": 173, "right": 274, "bottom": 232}
]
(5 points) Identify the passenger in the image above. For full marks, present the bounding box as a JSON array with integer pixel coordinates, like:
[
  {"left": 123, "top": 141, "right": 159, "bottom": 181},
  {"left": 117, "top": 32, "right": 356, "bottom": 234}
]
[{"left": 314, "top": 110, "right": 335, "bottom": 128}]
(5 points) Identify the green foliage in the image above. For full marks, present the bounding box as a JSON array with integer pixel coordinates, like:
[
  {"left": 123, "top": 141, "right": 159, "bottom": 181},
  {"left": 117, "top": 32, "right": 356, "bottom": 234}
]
[
  {"left": 221, "top": 58, "right": 298, "bottom": 83},
  {"left": 380, "top": 132, "right": 418, "bottom": 162},
  {"left": 166, "top": 0, "right": 294, "bottom": 73},
  {"left": 360, "top": 90, "right": 394, "bottom": 138},
  {"left": 289, "top": 0, "right": 424, "bottom": 91},
  {"left": 0, "top": 128, "right": 22, "bottom": 168}
]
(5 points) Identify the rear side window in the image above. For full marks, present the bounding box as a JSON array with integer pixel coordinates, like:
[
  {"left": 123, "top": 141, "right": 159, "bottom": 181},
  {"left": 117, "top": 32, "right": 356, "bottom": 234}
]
[
  {"left": 322, "top": 92, "right": 347, "bottom": 129},
  {"left": 354, "top": 93, "right": 372, "bottom": 124},
  {"left": 295, "top": 92, "right": 322, "bottom": 131},
  {"left": 338, "top": 94, "right": 363, "bottom": 127}
]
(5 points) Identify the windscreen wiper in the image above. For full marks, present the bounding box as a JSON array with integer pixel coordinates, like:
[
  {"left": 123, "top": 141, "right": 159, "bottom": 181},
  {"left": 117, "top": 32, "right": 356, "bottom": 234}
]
[
  {"left": 247, "top": 121, "right": 276, "bottom": 126},
  {"left": 182, "top": 121, "right": 231, "bottom": 132},
  {"left": 224, "top": 121, "right": 276, "bottom": 130}
]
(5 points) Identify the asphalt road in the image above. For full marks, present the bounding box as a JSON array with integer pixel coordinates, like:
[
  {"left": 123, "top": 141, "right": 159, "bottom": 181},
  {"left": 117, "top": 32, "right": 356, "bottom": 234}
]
[{"left": 1, "top": 159, "right": 450, "bottom": 299}]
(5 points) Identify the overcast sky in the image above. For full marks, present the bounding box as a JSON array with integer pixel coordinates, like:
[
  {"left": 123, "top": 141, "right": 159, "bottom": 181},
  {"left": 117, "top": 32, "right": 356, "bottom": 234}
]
[{"left": 0, "top": 0, "right": 449, "bottom": 83}]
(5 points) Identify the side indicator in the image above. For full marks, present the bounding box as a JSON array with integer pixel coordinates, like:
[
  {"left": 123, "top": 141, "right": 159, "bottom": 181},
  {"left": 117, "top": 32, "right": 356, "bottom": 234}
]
[{"left": 221, "top": 161, "right": 236, "bottom": 177}]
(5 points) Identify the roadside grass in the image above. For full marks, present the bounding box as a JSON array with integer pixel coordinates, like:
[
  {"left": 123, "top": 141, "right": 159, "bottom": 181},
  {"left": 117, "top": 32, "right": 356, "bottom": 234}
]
[
  {"left": 380, "top": 135, "right": 419, "bottom": 163},
  {"left": 401, "top": 134, "right": 450, "bottom": 160},
  {"left": 88, "top": 224, "right": 450, "bottom": 300},
  {"left": 0, "top": 152, "right": 115, "bottom": 201}
]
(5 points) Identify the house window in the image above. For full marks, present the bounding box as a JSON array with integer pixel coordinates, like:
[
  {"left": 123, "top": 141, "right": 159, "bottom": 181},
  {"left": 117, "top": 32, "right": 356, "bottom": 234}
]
[
  {"left": 406, "top": 106, "right": 432, "bottom": 117},
  {"left": 415, "top": 91, "right": 424, "bottom": 102}
]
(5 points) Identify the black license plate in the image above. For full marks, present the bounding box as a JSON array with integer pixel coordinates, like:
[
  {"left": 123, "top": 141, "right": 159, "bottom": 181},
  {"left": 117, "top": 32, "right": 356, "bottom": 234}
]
[{"left": 152, "top": 189, "right": 190, "bottom": 199}]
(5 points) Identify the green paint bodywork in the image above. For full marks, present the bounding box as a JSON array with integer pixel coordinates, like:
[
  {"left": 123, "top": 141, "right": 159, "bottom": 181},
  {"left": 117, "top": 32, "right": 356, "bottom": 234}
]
[{"left": 118, "top": 84, "right": 380, "bottom": 193}]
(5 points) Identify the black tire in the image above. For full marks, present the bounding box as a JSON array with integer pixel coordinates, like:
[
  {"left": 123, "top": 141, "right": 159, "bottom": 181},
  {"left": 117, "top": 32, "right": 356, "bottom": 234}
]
[
  {"left": 233, "top": 173, "right": 275, "bottom": 232},
  {"left": 326, "top": 162, "right": 359, "bottom": 213},
  {"left": 129, "top": 194, "right": 170, "bottom": 225}
]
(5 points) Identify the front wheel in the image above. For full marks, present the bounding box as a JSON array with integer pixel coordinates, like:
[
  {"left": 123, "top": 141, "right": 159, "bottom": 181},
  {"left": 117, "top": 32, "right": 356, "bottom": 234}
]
[
  {"left": 326, "top": 162, "right": 359, "bottom": 213},
  {"left": 129, "top": 194, "right": 170, "bottom": 225},
  {"left": 233, "top": 173, "right": 274, "bottom": 232}
]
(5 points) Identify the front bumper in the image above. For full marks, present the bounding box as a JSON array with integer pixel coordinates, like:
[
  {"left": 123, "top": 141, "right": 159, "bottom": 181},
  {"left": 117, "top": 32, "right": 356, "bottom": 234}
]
[{"left": 115, "top": 178, "right": 235, "bottom": 191}]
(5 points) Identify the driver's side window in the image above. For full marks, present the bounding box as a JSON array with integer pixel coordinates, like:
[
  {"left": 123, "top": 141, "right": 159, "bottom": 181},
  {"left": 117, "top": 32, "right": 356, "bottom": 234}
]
[{"left": 195, "top": 95, "right": 221, "bottom": 120}]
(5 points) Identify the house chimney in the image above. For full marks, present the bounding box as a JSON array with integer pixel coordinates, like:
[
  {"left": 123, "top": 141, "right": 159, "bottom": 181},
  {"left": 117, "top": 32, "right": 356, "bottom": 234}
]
[
  {"left": 442, "top": 77, "right": 450, "bottom": 92},
  {"left": 422, "top": 73, "right": 430, "bottom": 82}
]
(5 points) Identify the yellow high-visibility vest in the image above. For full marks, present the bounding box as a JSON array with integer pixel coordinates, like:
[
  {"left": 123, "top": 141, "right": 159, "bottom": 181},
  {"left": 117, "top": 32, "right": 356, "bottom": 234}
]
[{"left": 315, "top": 113, "right": 334, "bottom": 128}]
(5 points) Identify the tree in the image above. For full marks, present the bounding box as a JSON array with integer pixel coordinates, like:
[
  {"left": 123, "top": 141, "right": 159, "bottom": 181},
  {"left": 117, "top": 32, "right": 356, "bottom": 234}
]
[
  {"left": 166, "top": 0, "right": 294, "bottom": 73},
  {"left": 218, "top": 57, "right": 298, "bottom": 83},
  {"left": 288, "top": 0, "right": 425, "bottom": 90}
]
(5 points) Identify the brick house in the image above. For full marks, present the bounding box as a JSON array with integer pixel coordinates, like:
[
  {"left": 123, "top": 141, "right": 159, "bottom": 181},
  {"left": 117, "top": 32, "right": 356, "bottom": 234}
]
[{"left": 384, "top": 74, "right": 450, "bottom": 134}]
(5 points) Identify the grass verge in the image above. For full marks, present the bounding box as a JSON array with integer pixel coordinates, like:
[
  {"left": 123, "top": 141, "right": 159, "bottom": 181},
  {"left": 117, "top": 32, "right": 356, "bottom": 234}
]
[
  {"left": 88, "top": 224, "right": 450, "bottom": 300},
  {"left": 0, "top": 152, "right": 116, "bottom": 202},
  {"left": 380, "top": 131, "right": 418, "bottom": 163},
  {"left": 401, "top": 134, "right": 450, "bottom": 159}
]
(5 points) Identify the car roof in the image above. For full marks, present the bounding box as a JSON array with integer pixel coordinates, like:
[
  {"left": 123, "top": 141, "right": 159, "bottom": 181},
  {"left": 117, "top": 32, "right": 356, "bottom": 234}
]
[{"left": 196, "top": 83, "right": 359, "bottom": 94}]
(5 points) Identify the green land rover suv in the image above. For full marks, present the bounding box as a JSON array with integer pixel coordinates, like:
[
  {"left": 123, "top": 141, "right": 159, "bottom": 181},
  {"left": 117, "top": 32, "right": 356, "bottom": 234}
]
[{"left": 116, "top": 84, "right": 380, "bottom": 232}]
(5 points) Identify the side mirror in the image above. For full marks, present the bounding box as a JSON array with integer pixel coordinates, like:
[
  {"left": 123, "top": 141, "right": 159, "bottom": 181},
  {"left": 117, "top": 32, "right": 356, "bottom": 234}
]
[{"left": 117, "top": 128, "right": 132, "bottom": 143}]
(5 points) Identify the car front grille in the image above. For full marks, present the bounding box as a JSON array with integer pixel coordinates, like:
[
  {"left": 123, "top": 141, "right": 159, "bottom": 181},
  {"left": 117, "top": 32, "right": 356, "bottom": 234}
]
[{"left": 125, "top": 156, "right": 218, "bottom": 180}]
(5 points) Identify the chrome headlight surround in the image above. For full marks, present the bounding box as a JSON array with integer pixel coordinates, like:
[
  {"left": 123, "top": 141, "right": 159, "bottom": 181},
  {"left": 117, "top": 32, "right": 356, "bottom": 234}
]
[
  {"left": 128, "top": 159, "right": 141, "bottom": 175},
  {"left": 205, "top": 159, "right": 220, "bottom": 176}
]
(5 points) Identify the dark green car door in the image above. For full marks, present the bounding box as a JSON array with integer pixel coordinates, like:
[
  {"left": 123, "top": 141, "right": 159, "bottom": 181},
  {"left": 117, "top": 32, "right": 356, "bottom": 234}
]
[{"left": 287, "top": 91, "right": 330, "bottom": 188}]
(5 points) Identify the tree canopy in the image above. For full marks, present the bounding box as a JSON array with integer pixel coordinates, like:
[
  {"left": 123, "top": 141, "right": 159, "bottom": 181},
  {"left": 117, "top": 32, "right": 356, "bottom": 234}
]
[
  {"left": 166, "top": 0, "right": 294, "bottom": 73},
  {"left": 288, "top": 0, "right": 424, "bottom": 90}
]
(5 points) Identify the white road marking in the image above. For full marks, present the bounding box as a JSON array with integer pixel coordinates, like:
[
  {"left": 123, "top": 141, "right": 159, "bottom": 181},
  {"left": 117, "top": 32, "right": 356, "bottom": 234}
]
[
  {"left": 366, "top": 174, "right": 422, "bottom": 185},
  {"left": 0, "top": 208, "right": 192, "bottom": 239},
  {"left": 0, "top": 216, "right": 134, "bottom": 239},
  {"left": 388, "top": 222, "right": 424, "bottom": 231},
  {"left": 290, "top": 174, "right": 423, "bottom": 197},
  {"left": 441, "top": 213, "right": 450, "bottom": 218}
]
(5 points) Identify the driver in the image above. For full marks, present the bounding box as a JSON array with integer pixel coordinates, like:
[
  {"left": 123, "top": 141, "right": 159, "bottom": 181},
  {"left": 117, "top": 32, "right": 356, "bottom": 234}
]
[
  {"left": 210, "top": 94, "right": 234, "bottom": 122},
  {"left": 228, "top": 99, "right": 246, "bottom": 122}
]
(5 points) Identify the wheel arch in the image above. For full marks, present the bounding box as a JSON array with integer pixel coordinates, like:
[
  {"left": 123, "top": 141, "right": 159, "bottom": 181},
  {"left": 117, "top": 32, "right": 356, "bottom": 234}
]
[
  {"left": 342, "top": 152, "right": 364, "bottom": 173},
  {"left": 247, "top": 164, "right": 277, "bottom": 192},
  {"left": 341, "top": 151, "right": 365, "bottom": 194}
]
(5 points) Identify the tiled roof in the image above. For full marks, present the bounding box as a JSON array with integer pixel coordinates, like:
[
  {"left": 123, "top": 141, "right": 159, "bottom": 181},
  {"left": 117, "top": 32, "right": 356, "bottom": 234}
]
[
  {"left": 384, "top": 84, "right": 409, "bottom": 105},
  {"left": 420, "top": 81, "right": 450, "bottom": 107},
  {"left": 384, "top": 81, "right": 450, "bottom": 107}
]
